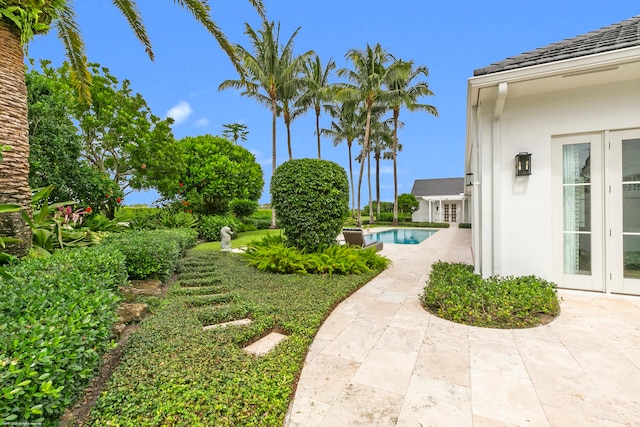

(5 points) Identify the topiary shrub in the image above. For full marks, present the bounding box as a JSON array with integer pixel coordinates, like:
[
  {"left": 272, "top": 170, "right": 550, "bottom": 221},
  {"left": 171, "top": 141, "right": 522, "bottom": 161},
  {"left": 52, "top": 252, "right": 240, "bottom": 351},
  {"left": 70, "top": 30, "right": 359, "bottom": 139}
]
[{"left": 271, "top": 159, "right": 349, "bottom": 252}]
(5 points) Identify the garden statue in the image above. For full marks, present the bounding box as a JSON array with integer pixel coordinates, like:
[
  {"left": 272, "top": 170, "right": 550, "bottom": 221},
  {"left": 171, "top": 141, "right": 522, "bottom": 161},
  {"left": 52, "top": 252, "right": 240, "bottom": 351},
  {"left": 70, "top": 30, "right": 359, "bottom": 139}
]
[{"left": 220, "top": 226, "right": 233, "bottom": 252}]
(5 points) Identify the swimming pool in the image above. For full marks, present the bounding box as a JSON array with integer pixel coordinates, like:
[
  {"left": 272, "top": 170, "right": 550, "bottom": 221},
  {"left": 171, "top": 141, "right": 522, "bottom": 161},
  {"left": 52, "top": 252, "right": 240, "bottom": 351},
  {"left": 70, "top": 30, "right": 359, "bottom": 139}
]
[{"left": 364, "top": 228, "right": 437, "bottom": 245}]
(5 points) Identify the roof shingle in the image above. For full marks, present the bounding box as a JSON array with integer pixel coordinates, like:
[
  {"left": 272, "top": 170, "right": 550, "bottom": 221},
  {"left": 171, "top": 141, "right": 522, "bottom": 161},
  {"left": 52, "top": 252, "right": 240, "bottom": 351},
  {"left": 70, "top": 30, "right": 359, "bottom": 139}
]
[
  {"left": 474, "top": 15, "right": 640, "bottom": 76},
  {"left": 411, "top": 178, "right": 464, "bottom": 197}
]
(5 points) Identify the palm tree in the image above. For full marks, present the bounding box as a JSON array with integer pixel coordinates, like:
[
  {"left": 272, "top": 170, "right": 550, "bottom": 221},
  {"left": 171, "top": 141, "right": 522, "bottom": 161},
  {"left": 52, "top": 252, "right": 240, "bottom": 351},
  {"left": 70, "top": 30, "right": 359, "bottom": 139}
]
[
  {"left": 277, "top": 45, "right": 313, "bottom": 160},
  {"left": 0, "top": 0, "right": 265, "bottom": 256},
  {"left": 221, "top": 123, "right": 249, "bottom": 144},
  {"left": 296, "top": 54, "right": 336, "bottom": 159},
  {"left": 219, "top": 19, "right": 311, "bottom": 227},
  {"left": 322, "top": 100, "right": 364, "bottom": 217},
  {"left": 336, "top": 43, "right": 393, "bottom": 226},
  {"left": 369, "top": 119, "right": 396, "bottom": 220},
  {"left": 385, "top": 59, "right": 438, "bottom": 224}
]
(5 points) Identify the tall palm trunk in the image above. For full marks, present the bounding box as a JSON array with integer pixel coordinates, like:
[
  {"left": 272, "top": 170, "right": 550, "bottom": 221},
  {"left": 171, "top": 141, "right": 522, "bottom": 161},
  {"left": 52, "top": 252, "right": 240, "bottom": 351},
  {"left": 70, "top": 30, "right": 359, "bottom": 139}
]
[
  {"left": 356, "top": 106, "right": 372, "bottom": 226},
  {"left": 285, "top": 114, "right": 293, "bottom": 159},
  {"left": 375, "top": 152, "right": 381, "bottom": 220},
  {"left": 392, "top": 108, "right": 400, "bottom": 225},
  {"left": 347, "top": 139, "right": 355, "bottom": 217},
  {"left": 0, "top": 22, "right": 32, "bottom": 257},
  {"left": 367, "top": 146, "right": 373, "bottom": 223},
  {"left": 315, "top": 106, "right": 321, "bottom": 159},
  {"left": 270, "top": 98, "right": 278, "bottom": 228}
]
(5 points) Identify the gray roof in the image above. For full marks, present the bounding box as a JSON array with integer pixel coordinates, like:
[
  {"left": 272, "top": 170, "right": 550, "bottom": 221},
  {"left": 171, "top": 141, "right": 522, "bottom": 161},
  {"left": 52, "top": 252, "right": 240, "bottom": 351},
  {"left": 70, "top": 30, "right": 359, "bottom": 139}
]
[
  {"left": 411, "top": 178, "right": 464, "bottom": 197},
  {"left": 474, "top": 15, "right": 640, "bottom": 76}
]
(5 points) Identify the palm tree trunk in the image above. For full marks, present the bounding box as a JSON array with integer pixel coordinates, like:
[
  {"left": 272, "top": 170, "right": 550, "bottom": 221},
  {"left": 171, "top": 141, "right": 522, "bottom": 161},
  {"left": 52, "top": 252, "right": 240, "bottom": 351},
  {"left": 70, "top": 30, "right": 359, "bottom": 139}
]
[
  {"left": 315, "top": 110, "right": 321, "bottom": 159},
  {"left": 375, "top": 154, "right": 381, "bottom": 220},
  {"left": 347, "top": 140, "right": 355, "bottom": 218},
  {"left": 356, "top": 107, "right": 372, "bottom": 227},
  {"left": 270, "top": 99, "right": 277, "bottom": 228},
  {"left": 0, "top": 22, "right": 32, "bottom": 257},
  {"left": 392, "top": 109, "right": 400, "bottom": 225},
  {"left": 367, "top": 147, "right": 373, "bottom": 223},
  {"left": 285, "top": 116, "right": 293, "bottom": 160}
]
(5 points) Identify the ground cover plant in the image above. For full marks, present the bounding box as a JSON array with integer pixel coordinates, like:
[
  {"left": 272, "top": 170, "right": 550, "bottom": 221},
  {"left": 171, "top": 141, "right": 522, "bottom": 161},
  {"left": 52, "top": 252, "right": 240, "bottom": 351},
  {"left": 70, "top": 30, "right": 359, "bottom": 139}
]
[
  {"left": 87, "top": 250, "right": 381, "bottom": 425},
  {"left": 420, "top": 261, "right": 560, "bottom": 328},
  {"left": 194, "top": 229, "right": 281, "bottom": 251},
  {"left": 0, "top": 246, "right": 127, "bottom": 425}
]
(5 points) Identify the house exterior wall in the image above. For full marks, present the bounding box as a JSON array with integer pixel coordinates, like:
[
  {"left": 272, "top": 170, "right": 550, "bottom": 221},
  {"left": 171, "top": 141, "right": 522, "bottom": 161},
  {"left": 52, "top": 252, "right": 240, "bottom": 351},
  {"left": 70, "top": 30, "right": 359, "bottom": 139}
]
[
  {"left": 473, "top": 78, "right": 640, "bottom": 282},
  {"left": 412, "top": 198, "right": 468, "bottom": 223}
]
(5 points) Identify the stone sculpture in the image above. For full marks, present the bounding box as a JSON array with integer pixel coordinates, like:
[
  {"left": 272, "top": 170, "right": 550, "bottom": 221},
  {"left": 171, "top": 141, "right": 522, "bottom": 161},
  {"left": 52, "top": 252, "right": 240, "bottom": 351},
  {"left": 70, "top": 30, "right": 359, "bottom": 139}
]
[{"left": 220, "top": 226, "right": 233, "bottom": 252}]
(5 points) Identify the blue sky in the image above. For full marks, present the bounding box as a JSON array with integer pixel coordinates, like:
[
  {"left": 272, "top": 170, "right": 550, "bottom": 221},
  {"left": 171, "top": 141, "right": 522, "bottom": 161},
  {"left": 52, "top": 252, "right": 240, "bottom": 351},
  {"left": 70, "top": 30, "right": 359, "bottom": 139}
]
[{"left": 27, "top": 1, "right": 638, "bottom": 206}]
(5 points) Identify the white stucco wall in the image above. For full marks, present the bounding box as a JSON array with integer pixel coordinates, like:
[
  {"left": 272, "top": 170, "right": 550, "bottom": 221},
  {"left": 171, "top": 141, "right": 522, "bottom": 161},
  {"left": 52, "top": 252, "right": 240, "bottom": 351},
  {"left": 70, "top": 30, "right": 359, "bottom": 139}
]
[{"left": 474, "top": 78, "right": 640, "bottom": 282}]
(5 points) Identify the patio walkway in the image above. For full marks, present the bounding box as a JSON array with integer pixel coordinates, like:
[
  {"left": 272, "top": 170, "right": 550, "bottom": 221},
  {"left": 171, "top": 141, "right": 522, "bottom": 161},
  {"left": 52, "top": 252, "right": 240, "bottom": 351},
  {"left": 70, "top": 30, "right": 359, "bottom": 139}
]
[{"left": 284, "top": 226, "right": 640, "bottom": 426}]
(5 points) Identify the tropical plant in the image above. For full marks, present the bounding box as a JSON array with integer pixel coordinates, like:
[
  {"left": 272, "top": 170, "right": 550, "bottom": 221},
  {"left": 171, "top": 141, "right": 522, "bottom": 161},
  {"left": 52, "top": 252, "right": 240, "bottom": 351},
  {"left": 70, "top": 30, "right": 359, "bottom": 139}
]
[
  {"left": 270, "top": 159, "right": 349, "bottom": 252},
  {"left": 322, "top": 100, "right": 364, "bottom": 217},
  {"left": 229, "top": 198, "right": 259, "bottom": 219},
  {"left": 295, "top": 54, "right": 336, "bottom": 159},
  {"left": 369, "top": 120, "right": 397, "bottom": 220},
  {"left": 219, "top": 19, "right": 312, "bottom": 227},
  {"left": 336, "top": 43, "right": 394, "bottom": 226},
  {"left": 397, "top": 193, "right": 419, "bottom": 221},
  {"left": 0, "top": 0, "right": 265, "bottom": 257},
  {"left": 385, "top": 59, "right": 438, "bottom": 223},
  {"left": 221, "top": 122, "right": 249, "bottom": 144},
  {"left": 153, "top": 135, "right": 263, "bottom": 215}
]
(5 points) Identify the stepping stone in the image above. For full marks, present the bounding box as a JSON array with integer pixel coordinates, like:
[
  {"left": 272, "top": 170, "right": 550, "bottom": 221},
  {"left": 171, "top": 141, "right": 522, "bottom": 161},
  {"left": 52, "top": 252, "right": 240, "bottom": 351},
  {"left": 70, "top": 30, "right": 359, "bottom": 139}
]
[
  {"left": 202, "top": 318, "right": 252, "bottom": 331},
  {"left": 117, "top": 303, "right": 148, "bottom": 323},
  {"left": 244, "top": 332, "right": 288, "bottom": 356}
]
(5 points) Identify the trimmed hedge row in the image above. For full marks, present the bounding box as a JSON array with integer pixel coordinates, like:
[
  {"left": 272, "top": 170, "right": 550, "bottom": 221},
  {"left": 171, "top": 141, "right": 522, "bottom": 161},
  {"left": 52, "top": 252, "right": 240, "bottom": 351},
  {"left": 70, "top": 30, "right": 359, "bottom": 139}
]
[
  {"left": 103, "top": 228, "right": 198, "bottom": 280},
  {"left": 0, "top": 246, "right": 127, "bottom": 425}
]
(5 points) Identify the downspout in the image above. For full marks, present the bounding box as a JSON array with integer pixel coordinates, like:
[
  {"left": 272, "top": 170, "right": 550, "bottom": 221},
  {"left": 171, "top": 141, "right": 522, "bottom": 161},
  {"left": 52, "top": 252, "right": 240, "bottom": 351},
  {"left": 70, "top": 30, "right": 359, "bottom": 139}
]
[{"left": 492, "top": 82, "right": 508, "bottom": 275}]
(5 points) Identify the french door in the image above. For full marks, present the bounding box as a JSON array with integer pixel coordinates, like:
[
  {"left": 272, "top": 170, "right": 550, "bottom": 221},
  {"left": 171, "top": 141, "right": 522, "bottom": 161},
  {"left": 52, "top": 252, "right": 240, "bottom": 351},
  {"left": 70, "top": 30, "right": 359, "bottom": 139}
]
[{"left": 553, "top": 129, "right": 640, "bottom": 295}]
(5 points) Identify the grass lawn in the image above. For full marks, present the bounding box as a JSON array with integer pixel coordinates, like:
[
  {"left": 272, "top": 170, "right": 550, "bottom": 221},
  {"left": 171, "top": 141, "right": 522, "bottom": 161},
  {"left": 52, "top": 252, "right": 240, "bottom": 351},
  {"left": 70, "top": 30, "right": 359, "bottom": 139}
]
[
  {"left": 193, "top": 229, "right": 282, "bottom": 251},
  {"left": 88, "top": 250, "right": 381, "bottom": 426}
]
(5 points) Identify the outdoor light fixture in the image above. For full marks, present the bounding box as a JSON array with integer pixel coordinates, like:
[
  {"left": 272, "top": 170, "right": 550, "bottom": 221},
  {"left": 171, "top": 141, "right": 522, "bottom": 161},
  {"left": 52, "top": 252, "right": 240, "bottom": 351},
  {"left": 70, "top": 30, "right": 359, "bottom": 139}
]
[
  {"left": 466, "top": 172, "right": 473, "bottom": 186},
  {"left": 515, "top": 152, "right": 531, "bottom": 176}
]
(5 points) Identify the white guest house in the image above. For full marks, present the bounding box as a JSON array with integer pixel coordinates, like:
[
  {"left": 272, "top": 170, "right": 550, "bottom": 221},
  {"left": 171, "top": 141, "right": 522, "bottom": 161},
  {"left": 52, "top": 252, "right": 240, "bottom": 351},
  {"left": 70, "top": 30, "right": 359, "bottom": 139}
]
[{"left": 465, "top": 16, "right": 640, "bottom": 295}]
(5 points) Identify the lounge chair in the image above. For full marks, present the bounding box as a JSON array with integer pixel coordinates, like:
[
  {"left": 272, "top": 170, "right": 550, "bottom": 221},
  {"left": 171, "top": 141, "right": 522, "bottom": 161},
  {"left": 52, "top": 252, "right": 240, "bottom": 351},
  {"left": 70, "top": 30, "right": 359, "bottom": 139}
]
[{"left": 342, "top": 228, "right": 383, "bottom": 252}]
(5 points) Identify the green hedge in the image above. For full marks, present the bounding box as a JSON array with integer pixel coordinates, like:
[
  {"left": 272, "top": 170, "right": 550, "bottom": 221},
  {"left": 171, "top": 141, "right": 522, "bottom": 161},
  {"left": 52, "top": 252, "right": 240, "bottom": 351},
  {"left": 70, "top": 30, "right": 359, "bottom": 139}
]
[
  {"left": 0, "top": 246, "right": 127, "bottom": 425},
  {"left": 103, "top": 228, "right": 197, "bottom": 280},
  {"left": 198, "top": 215, "right": 242, "bottom": 241},
  {"left": 420, "top": 262, "right": 560, "bottom": 328}
]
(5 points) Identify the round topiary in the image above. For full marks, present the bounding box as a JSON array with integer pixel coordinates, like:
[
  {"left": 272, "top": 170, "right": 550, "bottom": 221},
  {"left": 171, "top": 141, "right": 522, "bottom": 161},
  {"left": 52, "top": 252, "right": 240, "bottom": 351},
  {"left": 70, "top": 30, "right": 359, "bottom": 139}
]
[{"left": 271, "top": 159, "right": 349, "bottom": 252}]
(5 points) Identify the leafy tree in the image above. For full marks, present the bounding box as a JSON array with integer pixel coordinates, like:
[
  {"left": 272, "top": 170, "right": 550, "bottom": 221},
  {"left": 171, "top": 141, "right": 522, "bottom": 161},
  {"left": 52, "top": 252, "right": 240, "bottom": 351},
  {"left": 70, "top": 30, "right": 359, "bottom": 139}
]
[
  {"left": 27, "top": 60, "right": 121, "bottom": 213},
  {"left": 398, "top": 193, "right": 419, "bottom": 220},
  {"left": 222, "top": 123, "right": 249, "bottom": 144},
  {"left": 385, "top": 59, "right": 438, "bottom": 224},
  {"left": 0, "top": 0, "right": 265, "bottom": 256},
  {"left": 296, "top": 54, "right": 336, "bottom": 159},
  {"left": 155, "top": 135, "right": 263, "bottom": 216},
  {"left": 336, "top": 43, "right": 394, "bottom": 226},
  {"left": 219, "top": 19, "right": 312, "bottom": 227},
  {"left": 271, "top": 159, "right": 348, "bottom": 252}
]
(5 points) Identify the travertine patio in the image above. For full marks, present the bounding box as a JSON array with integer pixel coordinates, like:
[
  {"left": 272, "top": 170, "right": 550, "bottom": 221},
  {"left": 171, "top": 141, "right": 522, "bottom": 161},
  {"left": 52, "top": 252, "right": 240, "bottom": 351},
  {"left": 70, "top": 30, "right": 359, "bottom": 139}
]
[{"left": 285, "top": 226, "right": 640, "bottom": 426}]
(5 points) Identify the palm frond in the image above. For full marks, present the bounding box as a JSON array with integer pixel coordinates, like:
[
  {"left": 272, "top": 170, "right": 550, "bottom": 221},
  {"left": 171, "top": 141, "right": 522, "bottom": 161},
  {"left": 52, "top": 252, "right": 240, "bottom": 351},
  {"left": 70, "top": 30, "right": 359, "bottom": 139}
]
[
  {"left": 55, "top": 3, "right": 91, "bottom": 103},
  {"left": 112, "top": 0, "right": 154, "bottom": 60}
]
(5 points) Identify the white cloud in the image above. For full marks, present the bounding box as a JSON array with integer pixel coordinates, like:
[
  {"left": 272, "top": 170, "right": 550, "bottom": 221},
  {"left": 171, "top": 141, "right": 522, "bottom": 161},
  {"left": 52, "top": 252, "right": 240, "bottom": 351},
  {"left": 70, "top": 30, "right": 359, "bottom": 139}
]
[
  {"left": 194, "top": 118, "right": 210, "bottom": 127},
  {"left": 166, "top": 101, "right": 193, "bottom": 125}
]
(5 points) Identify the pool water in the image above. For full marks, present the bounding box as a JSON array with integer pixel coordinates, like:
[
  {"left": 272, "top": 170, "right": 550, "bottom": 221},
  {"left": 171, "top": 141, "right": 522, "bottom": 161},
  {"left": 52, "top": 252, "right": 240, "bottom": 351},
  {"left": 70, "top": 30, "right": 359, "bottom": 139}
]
[{"left": 364, "top": 228, "right": 437, "bottom": 245}]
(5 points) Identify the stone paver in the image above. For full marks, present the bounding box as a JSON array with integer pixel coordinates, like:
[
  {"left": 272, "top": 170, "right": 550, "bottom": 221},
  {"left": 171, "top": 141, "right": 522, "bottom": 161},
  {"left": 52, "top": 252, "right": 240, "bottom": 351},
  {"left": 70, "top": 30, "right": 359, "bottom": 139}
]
[
  {"left": 285, "top": 226, "right": 640, "bottom": 426},
  {"left": 244, "top": 332, "right": 288, "bottom": 356}
]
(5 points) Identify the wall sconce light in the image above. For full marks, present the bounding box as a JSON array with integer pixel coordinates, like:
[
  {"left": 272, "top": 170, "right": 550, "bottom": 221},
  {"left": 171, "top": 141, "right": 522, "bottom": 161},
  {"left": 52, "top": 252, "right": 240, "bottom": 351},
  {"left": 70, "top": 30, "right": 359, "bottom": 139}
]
[
  {"left": 515, "top": 152, "right": 531, "bottom": 176},
  {"left": 466, "top": 172, "right": 473, "bottom": 186}
]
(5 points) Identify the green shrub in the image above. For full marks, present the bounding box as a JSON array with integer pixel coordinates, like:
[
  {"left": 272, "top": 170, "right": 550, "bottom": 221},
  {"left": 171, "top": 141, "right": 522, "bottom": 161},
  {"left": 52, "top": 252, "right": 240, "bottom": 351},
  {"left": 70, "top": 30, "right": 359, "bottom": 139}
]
[
  {"left": 420, "top": 261, "right": 560, "bottom": 328},
  {"left": 229, "top": 199, "right": 259, "bottom": 219},
  {"left": 271, "top": 159, "right": 349, "bottom": 252},
  {"left": 198, "top": 215, "right": 242, "bottom": 241},
  {"left": 459, "top": 223, "right": 472, "bottom": 229},
  {"left": 0, "top": 246, "right": 126, "bottom": 425},
  {"left": 103, "top": 228, "right": 197, "bottom": 280},
  {"left": 245, "top": 235, "right": 390, "bottom": 275}
]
